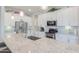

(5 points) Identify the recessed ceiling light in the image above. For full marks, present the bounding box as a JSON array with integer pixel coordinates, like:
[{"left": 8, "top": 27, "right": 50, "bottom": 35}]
[
  {"left": 28, "top": 9, "right": 31, "bottom": 12},
  {"left": 20, "top": 11, "right": 24, "bottom": 17},
  {"left": 41, "top": 6, "right": 48, "bottom": 10}
]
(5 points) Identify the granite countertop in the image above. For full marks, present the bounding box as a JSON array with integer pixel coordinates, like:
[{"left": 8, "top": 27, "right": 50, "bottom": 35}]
[{"left": 3, "top": 33, "right": 79, "bottom": 53}]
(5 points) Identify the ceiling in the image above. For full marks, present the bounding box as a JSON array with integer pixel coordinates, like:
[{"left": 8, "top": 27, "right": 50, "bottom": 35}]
[{"left": 5, "top": 6, "right": 67, "bottom": 16}]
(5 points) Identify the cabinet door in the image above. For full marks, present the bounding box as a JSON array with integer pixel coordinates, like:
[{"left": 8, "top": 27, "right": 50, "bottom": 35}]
[
  {"left": 57, "top": 9, "right": 71, "bottom": 26},
  {"left": 56, "top": 34, "right": 78, "bottom": 44},
  {"left": 57, "top": 11, "right": 65, "bottom": 26},
  {"left": 38, "top": 15, "right": 45, "bottom": 27},
  {"left": 68, "top": 7, "right": 79, "bottom": 26}
]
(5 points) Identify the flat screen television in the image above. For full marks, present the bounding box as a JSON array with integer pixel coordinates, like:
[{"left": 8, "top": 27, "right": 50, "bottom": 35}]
[{"left": 47, "top": 21, "right": 56, "bottom": 26}]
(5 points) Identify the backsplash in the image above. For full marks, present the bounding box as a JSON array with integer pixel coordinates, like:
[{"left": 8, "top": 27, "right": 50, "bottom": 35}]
[{"left": 57, "top": 26, "right": 79, "bottom": 35}]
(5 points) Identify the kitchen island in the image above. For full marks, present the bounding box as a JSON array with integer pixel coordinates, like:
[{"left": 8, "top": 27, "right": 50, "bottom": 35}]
[{"left": 3, "top": 33, "right": 79, "bottom": 53}]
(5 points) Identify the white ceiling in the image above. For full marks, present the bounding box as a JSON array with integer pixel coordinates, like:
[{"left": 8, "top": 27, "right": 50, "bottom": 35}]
[{"left": 5, "top": 6, "right": 66, "bottom": 16}]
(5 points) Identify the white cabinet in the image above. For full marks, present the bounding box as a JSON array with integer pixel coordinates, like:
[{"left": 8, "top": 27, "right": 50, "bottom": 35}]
[
  {"left": 38, "top": 7, "right": 79, "bottom": 43},
  {"left": 56, "top": 33, "right": 78, "bottom": 44},
  {"left": 57, "top": 7, "right": 79, "bottom": 26},
  {"left": 38, "top": 15, "right": 46, "bottom": 27},
  {"left": 38, "top": 12, "right": 57, "bottom": 27},
  {"left": 38, "top": 7, "right": 79, "bottom": 27}
]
